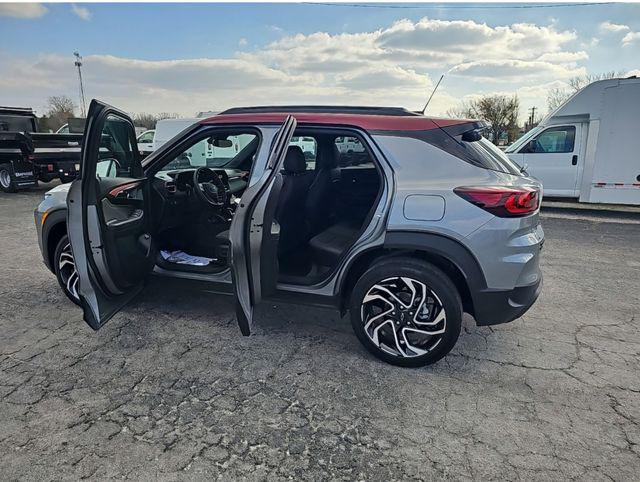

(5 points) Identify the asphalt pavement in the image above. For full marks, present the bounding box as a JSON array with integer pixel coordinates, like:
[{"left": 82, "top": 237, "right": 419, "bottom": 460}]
[{"left": 1, "top": 184, "right": 639, "bottom": 480}]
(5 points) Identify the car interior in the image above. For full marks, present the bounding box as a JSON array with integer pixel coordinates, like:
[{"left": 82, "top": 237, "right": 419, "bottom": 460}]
[{"left": 132, "top": 127, "right": 382, "bottom": 285}]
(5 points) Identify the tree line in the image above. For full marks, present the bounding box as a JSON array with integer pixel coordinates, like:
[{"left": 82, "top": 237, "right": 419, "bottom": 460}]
[{"left": 37, "top": 95, "right": 181, "bottom": 133}]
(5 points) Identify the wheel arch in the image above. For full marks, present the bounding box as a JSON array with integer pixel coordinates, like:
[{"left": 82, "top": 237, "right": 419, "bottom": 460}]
[
  {"left": 43, "top": 210, "right": 68, "bottom": 273},
  {"left": 339, "top": 230, "right": 488, "bottom": 318}
]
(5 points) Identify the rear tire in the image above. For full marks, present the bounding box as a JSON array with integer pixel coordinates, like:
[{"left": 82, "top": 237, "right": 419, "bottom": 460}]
[
  {"left": 54, "top": 235, "right": 81, "bottom": 306},
  {"left": 349, "top": 257, "right": 462, "bottom": 367},
  {"left": 0, "top": 164, "right": 18, "bottom": 193}
]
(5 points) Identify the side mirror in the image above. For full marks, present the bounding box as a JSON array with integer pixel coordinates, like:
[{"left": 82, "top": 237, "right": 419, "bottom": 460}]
[{"left": 96, "top": 158, "right": 119, "bottom": 178}]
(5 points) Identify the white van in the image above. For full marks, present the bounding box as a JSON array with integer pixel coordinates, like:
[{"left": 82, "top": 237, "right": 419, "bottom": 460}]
[
  {"left": 506, "top": 77, "right": 640, "bottom": 205},
  {"left": 153, "top": 118, "right": 200, "bottom": 151}
]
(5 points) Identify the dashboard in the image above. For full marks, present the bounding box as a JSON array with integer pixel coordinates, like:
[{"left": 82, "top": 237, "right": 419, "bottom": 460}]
[
  {"left": 150, "top": 167, "right": 248, "bottom": 231},
  {"left": 155, "top": 167, "right": 248, "bottom": 196}
]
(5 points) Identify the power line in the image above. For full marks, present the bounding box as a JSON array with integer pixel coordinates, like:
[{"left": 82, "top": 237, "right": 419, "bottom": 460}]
[{"left": 307, "top": 2, "right": 613, "bottom": 9}]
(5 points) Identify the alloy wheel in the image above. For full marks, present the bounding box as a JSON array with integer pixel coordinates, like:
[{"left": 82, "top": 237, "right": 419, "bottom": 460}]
[
  {"left": 361, "top": 276, "right": 446, "bottom": 358},
  {"left": 58, "top": 242, "right": 80, "bottom": 302}
]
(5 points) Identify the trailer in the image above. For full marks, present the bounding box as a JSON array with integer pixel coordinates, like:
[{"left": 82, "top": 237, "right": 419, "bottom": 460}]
[
  {"left": 0, "top": 107, "right": 82, "bottom": 193},
  {"left": 506, "top": 77, "right": 640, "bottom": 205}
]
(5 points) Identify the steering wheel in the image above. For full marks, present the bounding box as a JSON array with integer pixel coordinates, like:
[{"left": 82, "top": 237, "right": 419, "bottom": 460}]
[{"left": 193, "top": 167, "right": 228, "bottom": 207}]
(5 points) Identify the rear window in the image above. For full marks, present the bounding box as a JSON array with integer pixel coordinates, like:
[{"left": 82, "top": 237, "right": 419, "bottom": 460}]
[
  {"left": 460, "top": 137, "right": 522, "bottom": 175},
  {"left": 0, "top": 115, "right": 36, "bottom": 133}
]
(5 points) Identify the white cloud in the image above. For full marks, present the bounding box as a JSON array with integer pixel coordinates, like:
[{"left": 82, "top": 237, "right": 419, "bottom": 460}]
[
  {"left": 0, "top": 16, "right": 594, "bottom": 117},
  {"left": 622, "top": 31, "right": 640, "bottom": 46},
  {"left": 537, "top": 51, "right": 588, "bottom": 63},
  {"left": 451, "top": 59, "right": 585, "bottom": 82},
  {"left": 626, "top": 69, "right": 640, "bottom": 77},
  {"left": 71, "top": 4, "right": 91, "bottom": 21},
  {"left": 238, "top": 38, "right": 248, "bottom": 47},
  {"left": 599, "top": 21, "right": 630, "bottom": 33},
  {"left": 0, "top": 2, "right": 47, "bottom": 18}
]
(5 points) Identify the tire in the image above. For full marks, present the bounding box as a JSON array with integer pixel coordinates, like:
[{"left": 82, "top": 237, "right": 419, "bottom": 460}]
[
  {"left": 349, "top": 257, "right": 462, "bottom": 368},
  {"left": 53, "top": 235, "right": 81, "bottom": 306},
  {"left": 0, "top": 163, "right": 18, "bottom": 193}
]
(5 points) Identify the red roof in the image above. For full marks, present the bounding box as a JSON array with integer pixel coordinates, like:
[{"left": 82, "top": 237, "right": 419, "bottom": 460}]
[{"left": 199, "top": 112, "right": 469, "bottom": 132}]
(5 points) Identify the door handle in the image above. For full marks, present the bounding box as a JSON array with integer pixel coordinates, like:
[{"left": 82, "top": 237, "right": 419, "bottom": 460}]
[{"left": 571, "top": 155, "right": 578, "bottom": 166}]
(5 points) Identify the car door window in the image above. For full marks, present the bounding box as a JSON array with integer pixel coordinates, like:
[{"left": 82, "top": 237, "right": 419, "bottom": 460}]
[
  {"left": 526, "top": 126, "right": 576, "bottom": 153},
  {"left": 98, "top": 114, "right": 139, "bottom": 177},
  {"left": 334, "top": 136, "right": 371, "bottom": 167},
  {"left": 138, "top": 131, "right": 154, "bottom": 144}
]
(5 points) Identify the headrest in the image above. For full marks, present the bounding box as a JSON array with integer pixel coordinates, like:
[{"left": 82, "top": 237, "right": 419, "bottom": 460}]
[{"left": 283, "top": 146, "right": 306, "bottom": 173}]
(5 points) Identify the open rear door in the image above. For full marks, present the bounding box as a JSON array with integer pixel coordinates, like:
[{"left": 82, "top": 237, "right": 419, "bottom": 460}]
[
  {"left": 67, "top": 100, "right": 155, "bottom": 330},
  {"left": 229, "top": 115, "right": 297, "bottom": 335}
]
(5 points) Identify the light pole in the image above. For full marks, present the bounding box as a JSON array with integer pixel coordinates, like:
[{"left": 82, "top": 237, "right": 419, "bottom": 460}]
[{"left": 74, "top": 51, "right": 86, "bottom": 117}]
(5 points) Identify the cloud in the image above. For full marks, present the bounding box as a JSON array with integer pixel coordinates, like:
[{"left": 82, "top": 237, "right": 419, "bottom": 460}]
[
  {"left": 251, "top": 17, "right": 580, "bottom": 77},
  {"left": 622, "top": 31, "right": 640, "bottom": 46},
  {"left": 0, "top": 16, "right": 594, "bottom": 117},
  {"left": 0, "top": 2, "right": 47, "bottom": 18},
  {"left": 377, "top": 18, "right": 576, "bottom": 62},
  {"left": 451, "top": 59, "right": 585, "bottom": 82},
  {"left": 238, "top": 38, "right": 248, "bottom": 47},
  {"left": 599, "top": 21, "right": 630, "bottom": 33},
  {"left": 626, "top": 69, "right": 640, "bottom": 77},
  {"left": 537, "top": 51, "right": 588, "bottom": 63},
  {"left": 71, "top": 4, "right": 91, "bottom": 21}
]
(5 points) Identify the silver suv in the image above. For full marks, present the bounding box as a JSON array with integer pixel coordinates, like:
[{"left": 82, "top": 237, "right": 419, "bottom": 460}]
[{"left": 35, "top": 101, "right": 543, "bottom": 367}]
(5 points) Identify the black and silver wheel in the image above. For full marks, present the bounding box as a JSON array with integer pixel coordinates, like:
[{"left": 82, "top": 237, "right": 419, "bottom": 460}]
[
  {"left": 0, "top": 164, "right": 18, "bottom": 193},
  {"left": 54, "top": 235, "right": 81, "bottom": 305},
  {"left": 350, "top": 258, "right": 462, "bottom": 367}
]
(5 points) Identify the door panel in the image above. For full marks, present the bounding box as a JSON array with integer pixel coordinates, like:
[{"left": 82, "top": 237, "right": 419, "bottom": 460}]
[
  {"left": 67, "top": 100, "right": 154, "bottom": 330},
  {"left": 519, "top": 125, "right": 581, "bottom": 197},
  {"left": 228, "top": 116, "right": 297, "bottom": 335}
]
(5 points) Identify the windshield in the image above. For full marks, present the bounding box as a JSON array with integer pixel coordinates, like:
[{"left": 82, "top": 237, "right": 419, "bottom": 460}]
[
  {"left": 159, "top": 133, "right": 258, "bottom": 173},
  {"left": 0, "top": 115, "right": 36, "bottom": 133}
]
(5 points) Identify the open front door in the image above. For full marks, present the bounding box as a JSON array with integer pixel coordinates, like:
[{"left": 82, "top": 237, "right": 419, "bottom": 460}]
[
  {"left": 67, "top": 100, "right": 155, "bottom": 330},
  {"left": 229, "top": 115, "right": 297, "bottom": 335}
]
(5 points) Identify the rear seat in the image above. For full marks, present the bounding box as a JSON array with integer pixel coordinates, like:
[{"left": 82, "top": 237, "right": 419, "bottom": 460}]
[{"left": 308, "top": 222, "right": 360, "bottom": 267}]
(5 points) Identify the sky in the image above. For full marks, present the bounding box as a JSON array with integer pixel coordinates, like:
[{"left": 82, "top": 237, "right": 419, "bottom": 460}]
[{"left": 0, "top": 2, "right": 639, "bottom": 121}]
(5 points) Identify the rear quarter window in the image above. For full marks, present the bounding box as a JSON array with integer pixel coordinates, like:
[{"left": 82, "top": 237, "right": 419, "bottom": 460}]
[
  {"left": 412, "top": 126, "right": 524, "bottom": 176},
  {"left": 460, "top": 137, "right": 523, "bottom": 175}
]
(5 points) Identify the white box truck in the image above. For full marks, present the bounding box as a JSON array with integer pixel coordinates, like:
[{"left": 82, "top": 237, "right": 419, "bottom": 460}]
[{"left": 506, "top": 77, "right": 640, "bottom": 205}]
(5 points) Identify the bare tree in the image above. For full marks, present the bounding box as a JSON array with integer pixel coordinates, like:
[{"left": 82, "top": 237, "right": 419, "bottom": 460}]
[
  {"left": 39, "top": 95, "right": 76, "bottom": 132},
  {"left": 448, "top": 95, "right": 520, "bottom": 144},
  {"left": 547, "top": 71, "right": 627, "bottom": 112},
  {"left": 133, "top": 113, "right": 157, "bottom": 130}
]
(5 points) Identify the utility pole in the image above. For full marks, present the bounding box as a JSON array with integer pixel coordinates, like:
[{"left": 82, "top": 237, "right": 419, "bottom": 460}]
[{"left": 74, "top": 51, "right": 86, "bottom": 117}]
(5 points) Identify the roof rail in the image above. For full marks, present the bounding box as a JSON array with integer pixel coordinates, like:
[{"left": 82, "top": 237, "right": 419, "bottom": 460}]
[{"left": 220, "top": 106, "right": 419, "bottom": 117}]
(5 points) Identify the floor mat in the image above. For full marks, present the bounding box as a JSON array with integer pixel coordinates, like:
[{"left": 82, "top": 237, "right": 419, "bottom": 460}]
[{"left": 160, "top": 250, "right": 215, "bottom": 266}]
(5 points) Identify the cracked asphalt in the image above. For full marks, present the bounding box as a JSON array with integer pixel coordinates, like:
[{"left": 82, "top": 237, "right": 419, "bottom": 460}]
[{"left": 1, "top": 185, "right": 639, "bottom": 480}]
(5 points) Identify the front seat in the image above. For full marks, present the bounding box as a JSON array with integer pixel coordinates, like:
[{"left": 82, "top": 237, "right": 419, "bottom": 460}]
[{"left": 275, "top": 146, "right": 314, "bottom": 256}]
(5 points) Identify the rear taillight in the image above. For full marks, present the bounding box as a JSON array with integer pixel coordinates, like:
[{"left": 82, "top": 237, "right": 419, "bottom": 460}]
[{"left": 454, "top": 186, "right": 539, "bottom": 217}]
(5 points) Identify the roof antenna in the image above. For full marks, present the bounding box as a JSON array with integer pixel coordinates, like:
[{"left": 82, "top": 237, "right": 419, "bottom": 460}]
[{"left": 421, "top": 74, "right": 444, "bottom": 115}]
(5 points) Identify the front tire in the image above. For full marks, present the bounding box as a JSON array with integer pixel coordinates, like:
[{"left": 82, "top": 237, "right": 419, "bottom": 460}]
[
  {"left": 54, "top": 235, "right": 81, "bottom": 306},
  {"left": 349, "top": 258, "right": 462, "bottom": 367}
]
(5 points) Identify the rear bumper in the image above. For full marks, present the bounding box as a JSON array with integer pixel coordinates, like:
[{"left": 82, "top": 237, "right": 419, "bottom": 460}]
[
  {"left": 36, "top": 161, "right": 79, "bottom": 182},
  {"left": 472, "top": 274, "right": 542, "bottom": 326}
]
